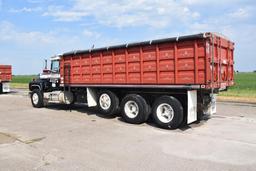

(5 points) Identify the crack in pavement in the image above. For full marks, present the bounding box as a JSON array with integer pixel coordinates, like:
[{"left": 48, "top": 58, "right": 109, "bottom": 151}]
[{"left": 0, "top": 132, "right": 46, "bottom": 145}]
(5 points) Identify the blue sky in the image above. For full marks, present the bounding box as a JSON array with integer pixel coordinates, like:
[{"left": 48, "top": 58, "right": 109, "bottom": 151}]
[{"left": 0, "top": 0, "right": 255, "bottom": 74}]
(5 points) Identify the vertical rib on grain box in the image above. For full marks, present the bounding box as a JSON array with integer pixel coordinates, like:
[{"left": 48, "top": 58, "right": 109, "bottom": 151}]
[
  {"left": 0, "top": 65, "right": 12, "bottom": 93},
  {"left": 29, "top": 32, "right": 234, "bottom": 129}
]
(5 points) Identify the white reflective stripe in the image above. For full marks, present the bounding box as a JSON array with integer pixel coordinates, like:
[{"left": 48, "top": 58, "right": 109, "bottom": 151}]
[{"left": 187, "top": 90, "right": 197, "bottom": 124}]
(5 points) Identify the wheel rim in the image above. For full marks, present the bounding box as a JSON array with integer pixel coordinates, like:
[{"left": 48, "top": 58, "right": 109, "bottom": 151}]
[
  {"left": 99, "top": 93, "right": 111, "bottom": 110},
  {"left": 124, "top": 100, "right": 139, "bottom": 118},
  {"left": 32, "top": 93, "right": 39, "bottom": 105},
  {"left": 156, "top": 103, "right": 174, "bottom": 123}
]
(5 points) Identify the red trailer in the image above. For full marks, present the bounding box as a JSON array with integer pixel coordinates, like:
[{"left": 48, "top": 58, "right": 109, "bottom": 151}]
[
  {"left": 29, "top": 32, "right": 234, "bottom": 129},
  {"left": 0, "top": 65, "right": 12, "bottom": 93}
]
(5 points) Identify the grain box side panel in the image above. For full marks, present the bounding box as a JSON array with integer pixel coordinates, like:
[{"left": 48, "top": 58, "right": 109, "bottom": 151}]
[
  {"left": 91, "top": 52, "right": 101, "bottom": 83},
  {"left": 142, "top": 45, "right": 157, "bottom": 84},
  {"left": 158, "top": 43, "right": 175, "bottom": 84},
  {"left": 114, "top": 49, "right": 126, "bottom": 83},
  {"left": 176, "top": 41, "right": 196, "bottom": 84},
  {"left": 102, "top": 51, "right": 113, "bottom": 83},
  {"left": 80, "top": 54, "right": 91, "bottom": 83},
  {"left": 127, "top": 47, "right": 141, "bottom": 84}
]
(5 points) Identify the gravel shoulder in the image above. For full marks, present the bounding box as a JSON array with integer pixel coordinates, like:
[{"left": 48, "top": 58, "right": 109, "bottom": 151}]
[{"left": 218, "top": 96, "right": 256, "bottom": 104}]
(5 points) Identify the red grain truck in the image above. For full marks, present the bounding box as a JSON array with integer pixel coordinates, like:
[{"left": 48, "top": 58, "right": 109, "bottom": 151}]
[
  {"left": 0, "top": 65, "right": 12, "bottom": 93},
  {"left": 29, "top": 32, "right": 234, "bottom": 129}
]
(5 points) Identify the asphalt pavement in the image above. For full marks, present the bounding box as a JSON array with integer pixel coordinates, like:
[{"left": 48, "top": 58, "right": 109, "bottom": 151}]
[{"left": 0, "top": 90, "right": 256, "bottom": 171}]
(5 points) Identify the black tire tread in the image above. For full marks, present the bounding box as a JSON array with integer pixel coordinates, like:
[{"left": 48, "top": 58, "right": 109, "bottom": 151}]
[
  {"left": 121, "top": 94, "right": 151, "bottom": 124},
  {"left": 152, "top": 96, "right": 183, "bottom": 129},
  {"left": 31, "top": 89, "right": 44, "bottom": 108},
  {"left": 97, "top": 90, "right": 119, "bottom": 116}
]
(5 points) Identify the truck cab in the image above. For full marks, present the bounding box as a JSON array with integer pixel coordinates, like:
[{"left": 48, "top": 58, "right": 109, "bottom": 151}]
[
  {"left": 29, "top": 55, "right": 74, "bottom": 108},
  {"left": 29, "top": 56, "right": 61, "bottom": 92}
]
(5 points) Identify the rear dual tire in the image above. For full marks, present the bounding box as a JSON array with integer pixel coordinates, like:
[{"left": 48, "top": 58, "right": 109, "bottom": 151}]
[
  {"left": 121, "top": 94, "right": 151, "bottom": 124},
  {"left": 121, "top": 94, "right": 184, "bottom": 129},
  {"left": 98, "top": 92, "right": 151, "bottom": 124},
  {"left": 152, "top": 96, "right": 184, "bottom": 129}
]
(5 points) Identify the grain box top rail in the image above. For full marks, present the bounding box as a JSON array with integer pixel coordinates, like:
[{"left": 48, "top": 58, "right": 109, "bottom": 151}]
[{"left": 62, "top": 32, "right": 225, "bottom": 57}]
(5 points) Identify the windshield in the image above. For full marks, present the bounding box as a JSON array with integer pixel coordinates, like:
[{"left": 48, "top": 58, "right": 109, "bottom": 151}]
[{"left": 51, "top": 60, "right": 60, "bottom": 72}]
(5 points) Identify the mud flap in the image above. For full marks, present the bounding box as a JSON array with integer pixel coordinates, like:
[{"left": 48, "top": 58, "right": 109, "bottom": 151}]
[
  {"left": 87, "top": 88, "right": 97, "bottom": 107},
  {"left": 2, "top": 82, "right": 10, "bottom": 93},
  {"left": 187, "top": 90, "right": 197, "bottom": 124},
  {"left": 210, "top": 94, "right": 217, "bottom": 115}
]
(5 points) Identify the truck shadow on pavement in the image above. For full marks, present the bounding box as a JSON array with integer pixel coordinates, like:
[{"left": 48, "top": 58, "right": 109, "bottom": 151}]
[
  {"left": 45, "top": 103, "right": 210, "bottom": 131},
  {"left": 45, "top": 103, "right": 117, "bottom": 119}
]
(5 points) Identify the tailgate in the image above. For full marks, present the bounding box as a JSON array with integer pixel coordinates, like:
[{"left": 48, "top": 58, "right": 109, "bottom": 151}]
[{"left": 207, "top": 33, "right": 234, "bottom": 90}]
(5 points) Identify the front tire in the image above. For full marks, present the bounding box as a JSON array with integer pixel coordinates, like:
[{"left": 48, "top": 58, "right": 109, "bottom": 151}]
[
  {"left": 98, "top": 90, "right": 119, "bottom": 116},
  {"left": 152, "top": 96, "right": 183, "bottom": 129},
  {"left": 31, "top": 89, "right": 44, "bottom": 108},
  {"left": 121, "top": 94, "right": 150, "bottom": 124}
]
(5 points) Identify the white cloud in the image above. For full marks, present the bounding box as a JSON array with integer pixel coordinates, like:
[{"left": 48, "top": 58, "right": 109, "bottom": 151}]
[
  {"left": 228, "top": 8, "right": 251, "bottom": 19},
  {"left": 184, "top": 5, "right": 254, "bottom": 37},
  {"left": 0, "top": 21, "right": 88, "bottom": 52},
  {"left": 0, "top": 21, "right": 114, "bottom": 51},
  {"left": 9, "top": 7, "right": 42, "bottom": 13},
  {"left": 0, "top": 21, "right": 57, "bottom": 45},
  {"left": 43, "top": 0, "right": 200, "bottom": 28},
  {"left": 83, "top": 29, "right": 101, "bottom": 39},
  {"left": 43, "top": 6, "right": 88, "bottom": 22},
  {"left": 181, "top": 0, "right": 243, "bottom": 6},
  {"left": 26, "top": 0, "right": 53, "bottom": 4},
  {"left": 26, "top": 0, "right": 44, "bottom": 3}
]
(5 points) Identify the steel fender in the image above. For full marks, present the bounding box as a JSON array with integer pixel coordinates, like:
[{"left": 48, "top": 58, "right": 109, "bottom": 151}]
[
  {"left": 31, "top": 84, "right": 41, "bottom": 91},
  {"left": 187, "top": 90, "right": 197, "bottom": 124},
  {"left": 87, "top": 88, "right": 97, "bottom": 107}
]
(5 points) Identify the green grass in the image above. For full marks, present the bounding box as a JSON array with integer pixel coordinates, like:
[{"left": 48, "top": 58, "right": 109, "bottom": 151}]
[
  {"left": 220, "top": 72, "right": 256, "bottom": 98},
  {"left": 11, "top": 75, "right": 37, "bottom": 89},
  {"left": 10, "top": 83, "right": 29, "bottom": 89},
  {"left": 11, "top": 75, "right": 37, "bottom": 84}
]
